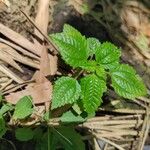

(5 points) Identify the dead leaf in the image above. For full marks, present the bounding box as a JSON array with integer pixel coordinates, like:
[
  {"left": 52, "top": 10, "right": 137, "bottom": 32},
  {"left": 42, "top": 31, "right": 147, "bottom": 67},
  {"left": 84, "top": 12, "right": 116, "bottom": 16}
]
[
  {"left": 49, "top": 54, "right": 58, "bottom": 76},
  {"left": 5, "top": 76, "right": 52, "bottom": 104},
  {"left": 40, "top": 46, "right": 51, "bottom": 77}
]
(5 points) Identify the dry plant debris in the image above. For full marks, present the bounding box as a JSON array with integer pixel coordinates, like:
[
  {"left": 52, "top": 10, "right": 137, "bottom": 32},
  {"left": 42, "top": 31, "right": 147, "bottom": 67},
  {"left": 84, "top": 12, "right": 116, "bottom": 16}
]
[
  {"left": 0, "top": 0, "right": 150, "bottom": 150},
  {"left": 0, "top": 0, "right": 58, "bottom": 108}
]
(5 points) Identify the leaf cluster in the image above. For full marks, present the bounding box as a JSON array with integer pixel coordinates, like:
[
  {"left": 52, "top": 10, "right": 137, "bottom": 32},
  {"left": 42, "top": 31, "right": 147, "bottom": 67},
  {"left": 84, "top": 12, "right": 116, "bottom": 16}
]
[
  {"left": 0, "top": 24, "right": 147, "bottom": 150},
  {"left": 50, "top": 24, "right": 147, "bottom": 119}
]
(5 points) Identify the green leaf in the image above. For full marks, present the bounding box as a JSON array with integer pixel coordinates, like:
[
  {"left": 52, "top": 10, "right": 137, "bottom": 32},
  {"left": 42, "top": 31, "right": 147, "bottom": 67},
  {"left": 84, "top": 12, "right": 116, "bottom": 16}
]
[
  {"left": 95, "top": 42, "right": 121, "bottom": 69},
  {"left": 72, "top": 103, "right": 82, "bottom": 115},
  {"left": 87, "top": 37, "right": 101, "bottom": 56},
  {"left": 50, "top": 24, "right": 88, "bottom": 68},
  {"left": 95, "top": 66, "right": 107, "bottom": 80},
  {"left": 0, "top": 103, "right": 14, "bottom": 116},
  {"left": 33, "top": 127, "right": 43, "bottom": 141},
  {"left": 0, "top": 117, "right": 7, "bottom": 138},
  {"left": 60, "top": 111, "right": 85, "bottom": 123},
  {"left": 80, "top": 60, "right": 97, "bottom": 72},
  {"left": 80, "top": 74, "right": 107, "bottom": 113},
  {"left": 13, "top": 96, "right": 33, "bottom": 119},
  {"left": 110, "top": 64, "right": 147, "bottom": 99},
  {"left": 43, "top": 111, "right": 51, "bottom": 121},
  {"left": 15, "top": 128, "right": 34, "bottom": 141},
  {"left": 51, "top": 77, "right": 81, "bottom": 109},
  {"left": 35, "top": 132, "right": 48, "bottom": 150},
  {"left": 54, "top": 126, "right": 85, "bottom": 150}
]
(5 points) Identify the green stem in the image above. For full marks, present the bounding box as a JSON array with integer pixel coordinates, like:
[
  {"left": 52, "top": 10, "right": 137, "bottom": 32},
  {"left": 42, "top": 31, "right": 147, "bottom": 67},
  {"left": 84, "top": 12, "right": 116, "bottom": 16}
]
[{"left": 48, "top": 127, "right": 50, "bottom": 150}]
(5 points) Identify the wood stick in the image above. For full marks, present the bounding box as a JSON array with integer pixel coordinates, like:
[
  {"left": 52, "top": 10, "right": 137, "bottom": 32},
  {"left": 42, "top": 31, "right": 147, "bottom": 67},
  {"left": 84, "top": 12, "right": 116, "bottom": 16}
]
[{"left": 20, "top": 10, "right": 58, "bottom": 53}]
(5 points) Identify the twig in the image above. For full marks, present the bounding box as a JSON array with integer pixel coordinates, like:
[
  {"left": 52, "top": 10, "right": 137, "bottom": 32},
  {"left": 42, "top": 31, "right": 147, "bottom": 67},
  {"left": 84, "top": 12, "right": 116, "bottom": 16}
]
[
  {"left": 0, "top": 64, "right": 24, "bottom": 83},
  {"left": 137, "top": 104, "right": 150, "bottom": 150},
  {"left": 138, "top": 97, "right": 150, "bottom": 104},
  {"left": 20, "top": 10, "right": 58, "bottom": 53},
  {"left": 93, "top": 134, "right": 125, "bottom": 150},
  {"left": 99, "top": 108, "right": 146, "bottom": 114},
  {"left": 0, "top": 79, "right": 13, "bottom": 91},
  {"left": 2, "top": 80, "right": 35, "bottom": 94},
  {"left": 93, "top": 138, "right": 101, "bottom": 150},
  {"left": 104, "top": 143, "right": 108, "bottom": 150},
  {"left": 0, "top": 38, "right": 39, "bottom": 60}
]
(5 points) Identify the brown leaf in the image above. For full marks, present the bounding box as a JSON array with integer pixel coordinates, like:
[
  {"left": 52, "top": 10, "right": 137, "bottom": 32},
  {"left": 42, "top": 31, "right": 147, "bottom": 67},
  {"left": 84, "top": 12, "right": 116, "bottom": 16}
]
[
  {"left": 40, "top": 46, "right": 51, "bottom": 77},
  {"left": 49, "top": 54, "right": 58, "bottom": 76},
  {"left": 5, "top": 76, "right": 52, "bottom": 104}
]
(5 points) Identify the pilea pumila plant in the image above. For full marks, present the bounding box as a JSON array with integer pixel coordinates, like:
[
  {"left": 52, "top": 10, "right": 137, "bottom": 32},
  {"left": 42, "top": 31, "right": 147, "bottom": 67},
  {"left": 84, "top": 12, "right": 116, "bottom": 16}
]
[
  {"left": 0, "top": 24, "right": 147, "bottom": 150},
  {"left": 50, "top": 24, "right": 147, "bottom": 116}
]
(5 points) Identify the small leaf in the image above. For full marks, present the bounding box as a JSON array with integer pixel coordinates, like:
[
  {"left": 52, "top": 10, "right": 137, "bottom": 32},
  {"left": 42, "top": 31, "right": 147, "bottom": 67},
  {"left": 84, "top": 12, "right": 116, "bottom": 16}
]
[
  {"left": 80, "top": 60, "right": 97, "bottom": 72},
  {"left": 60, "top": 111, "right": 85, "bottom": 123},
  {"left": 15, "top": 128, "right": 34, "bottom": 141},
  {"left": 87, "top": 37, "right": 101, "bottom": 56},
  {"left": 95, "top": 42, "right": 121, "bottom": 69},
  {"left": 0, "top": 117, "right": 7, "bottom": 138},
  {"left": 13, "top": 96, "right": 33, "bottom": 119},
  {"left": 80, "top": 74, "right": 107, "bottom": 113},
  {"left": 110, "top": 64, "right": 147, "bottom": 99},
  {"left": 72, "top": 103, "right": 82, "bottom": 115},
  {"left": 0, "top": 103, "right": 14, "bottom": 116},
  {"left": 50, "top": 24, "right": 88, "bottom": 68},
  {"left": 95, "top": 66, "right": 107, "bottom": 80},
  {"left": 51, "top": 77, "right": 81, "bottom": 109}
]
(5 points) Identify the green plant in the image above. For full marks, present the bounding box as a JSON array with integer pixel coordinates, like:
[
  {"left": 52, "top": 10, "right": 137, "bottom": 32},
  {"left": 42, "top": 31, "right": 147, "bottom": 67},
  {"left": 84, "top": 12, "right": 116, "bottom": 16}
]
[
  {"left": 0, "top": 24, "right": 147, "bottom": 150},
  {"left": 50, "top": 24, "right": 147, "bottom": 116}
]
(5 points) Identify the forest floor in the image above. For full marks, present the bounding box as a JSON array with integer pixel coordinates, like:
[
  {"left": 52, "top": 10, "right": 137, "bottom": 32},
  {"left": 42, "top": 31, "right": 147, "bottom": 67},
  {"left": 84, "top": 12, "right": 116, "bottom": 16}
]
[{"left": 0, "top": 0, "right": 150, "bottom": 150}]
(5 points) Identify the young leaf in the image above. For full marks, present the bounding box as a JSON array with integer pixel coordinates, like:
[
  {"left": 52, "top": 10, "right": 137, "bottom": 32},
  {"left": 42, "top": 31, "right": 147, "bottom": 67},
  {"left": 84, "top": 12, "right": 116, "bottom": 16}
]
[
  {"left": 54, "top": 126, "right": 85, "bottom": 150},
  {"left": 110, "top": 64, "right": 147, "bottom": 99},
  {"left": 95, "top": 42, "right": 121, "bottom": 69},
  {"left": 51, "top": 77, "right": 81, "bottom": 109},
  {"left": 15, "top": 128, "right": 34, "bottom": 141},
  {"left": 80, "top": 74, "right": 107, "bottom": 113},
  {"left": 0, "top": 117, "right": 7, "bottom": 138},
  {"left": 72, "top": 103, "right": 82, "bottom": 115},
  {"left": 50, "top": 24, "right": 88, "bottom": 68},
  {"left": 0, "top": 103, "right": 14, "bottom": 116},
  {"left": 87, "top": 37, "right": 101, "bottom": 56},
  {"left": 60, "top": 111, "right": 85, "bottom": 123},
  {"left": 63, "top": 24, "right": 83, "bottom": 37},
  {"left": 80, "top": 60, "right": 97, "bottom": 72},
  {"left": 95, "top": 66, "right": 107, "bottom": 80},
  {"left": 13, "top": 96, "right": 33, "bottom": 119}
]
